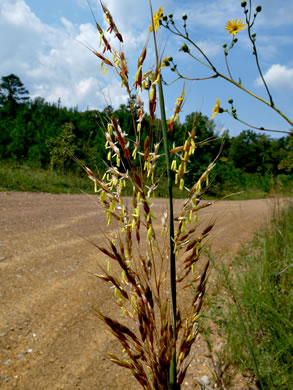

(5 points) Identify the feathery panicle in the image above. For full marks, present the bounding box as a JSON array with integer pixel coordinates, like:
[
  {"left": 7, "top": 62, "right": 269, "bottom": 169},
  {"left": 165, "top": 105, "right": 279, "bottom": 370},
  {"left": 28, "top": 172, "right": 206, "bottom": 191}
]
[{"left": 81, "top": 2, "right": 221, "bottom": 388}]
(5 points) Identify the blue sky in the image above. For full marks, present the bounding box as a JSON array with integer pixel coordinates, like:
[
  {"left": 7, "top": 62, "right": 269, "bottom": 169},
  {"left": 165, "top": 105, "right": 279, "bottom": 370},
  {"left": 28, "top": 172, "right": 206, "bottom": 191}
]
[{"left": 1, "top": 0, "right": 292, "bottom": 137}]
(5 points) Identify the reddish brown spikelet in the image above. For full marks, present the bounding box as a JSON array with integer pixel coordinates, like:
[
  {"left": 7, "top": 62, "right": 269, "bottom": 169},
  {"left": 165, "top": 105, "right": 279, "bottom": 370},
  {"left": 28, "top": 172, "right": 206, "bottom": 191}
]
[
  {"left": 100, "top": 1, "right": 123, "bottom": 42},
  {"left": 93, "top": 51, "right": 113, "bottom": 66},
  {"left": 170, "top": 146, "right": 184, "bottom": 154},
  {"left": 138, "top": 47, "right": 147, "bottom": 67},
  {"left": 108, "top": 354, "right": 133, "bottom": 369},
  {"left": 95, "top": 272, "right": 128, "bottom": 299},
  {"left": 111, "top": 118, "right": 131, "bottom": 159},
  {"left": 144, "top": 136, "right": 150, "bottom": 161},
  {"left": 95, "top": 22, "right": 112, "bottom": 53},
  {"left": 96, "top": 245, "right": 118, "bottom": 261},
  {"left": 101, "top": 314, "right": 142, "bottom": 347},
  {"left": 109, "top": 241, "right": 137, "bottom": 286}
]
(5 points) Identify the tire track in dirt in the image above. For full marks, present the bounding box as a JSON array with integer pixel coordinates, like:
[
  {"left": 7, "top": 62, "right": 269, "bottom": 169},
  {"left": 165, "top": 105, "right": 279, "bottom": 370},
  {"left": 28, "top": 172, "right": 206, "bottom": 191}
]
[{"left": 0, "top": 192, "right": 276, "bottom": 389}]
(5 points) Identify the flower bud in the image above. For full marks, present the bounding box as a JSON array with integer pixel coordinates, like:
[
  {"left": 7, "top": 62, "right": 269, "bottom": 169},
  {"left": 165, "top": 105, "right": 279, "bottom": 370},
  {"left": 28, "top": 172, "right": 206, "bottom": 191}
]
[
  {"left": 222, "top": 43, "right": 227, "bottom": 48},
  {"left": 163, "top": 15, "right": 168, "bottom": 21},
  {"left": 168, "top": 13, "right": 173, "bottom": 18},
  {"left": 180, "top": 43, "right": 190, "bottom": 53},
  {"left": 171, "top": 67, "right": 176, "bottom": 72},
  {"left": 168, "top": 56, "right": 173, "bottom": 62},
  {"left": 232, "top": 108, "right": 237, "bottom": 113},
  {"left": 233, "top": 37, "right": 238, "bottom": 43},
  {"left": 219, "top": 108, "right": 224, "bottom": 113},
  {"left": 251, "top": 32, "right": 256, "bottom": 38},
  {"left": 241, "top": 1, "right": 247, "bottom": 7},
  {"left": 228, "top": 98, "right": 233, "bottom": 104},
  {"left": 182, "top": 14, "right": 187, "bottom": 20},
  {"left": 256, "top": 5, "right": 262, "bottom": 12}
]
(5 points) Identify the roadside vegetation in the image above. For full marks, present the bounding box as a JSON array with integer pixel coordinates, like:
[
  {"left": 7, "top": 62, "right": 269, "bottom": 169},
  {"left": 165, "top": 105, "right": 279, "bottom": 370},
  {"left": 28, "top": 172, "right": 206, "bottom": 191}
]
[{"left": 205, "top": 203, "right": 293, "bottom": 389}]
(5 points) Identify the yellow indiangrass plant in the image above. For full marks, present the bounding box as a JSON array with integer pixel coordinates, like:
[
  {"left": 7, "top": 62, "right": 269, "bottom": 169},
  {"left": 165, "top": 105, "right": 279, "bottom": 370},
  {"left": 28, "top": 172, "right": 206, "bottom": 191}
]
[
  {"left": 225, "top": 18, "right": 246, "bottom": 35},
  {"left": 80, "top": 1, "right": 220, "bottom": 389}
]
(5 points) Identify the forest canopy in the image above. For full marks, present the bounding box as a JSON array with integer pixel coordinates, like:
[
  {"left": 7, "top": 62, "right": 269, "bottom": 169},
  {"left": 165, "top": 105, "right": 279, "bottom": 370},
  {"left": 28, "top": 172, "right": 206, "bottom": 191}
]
[{"left": 1, "top": 74, "right": 292, "bottom": 195}]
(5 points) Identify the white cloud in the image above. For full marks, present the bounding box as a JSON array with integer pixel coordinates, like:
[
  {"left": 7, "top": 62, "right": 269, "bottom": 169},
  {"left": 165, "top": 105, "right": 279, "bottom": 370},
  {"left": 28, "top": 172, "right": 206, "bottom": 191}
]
[
  {"left": 1, "top": 0, "right": 41, "bottom": 28},
  {"left": 0, "top": 0, "right": 130, "bottom": 110},
  {"left": 255, "top": 64, "right": 293, "bottom": 89}
]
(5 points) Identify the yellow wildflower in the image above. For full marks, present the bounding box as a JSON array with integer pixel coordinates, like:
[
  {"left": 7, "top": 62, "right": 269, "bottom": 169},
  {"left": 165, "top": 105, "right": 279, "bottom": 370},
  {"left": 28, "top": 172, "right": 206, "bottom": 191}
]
[
  {"left": 211, "top": 98, "right": 220, "bottom": 119},
  {"left": 225, "top": 19, "right": 246, "bottom": 35},
  {"left": 149, "top": 7, "right": 164, "bottom": 33},
  {"left": 161, "top": 57, "right": 170, "bottom": 67}
]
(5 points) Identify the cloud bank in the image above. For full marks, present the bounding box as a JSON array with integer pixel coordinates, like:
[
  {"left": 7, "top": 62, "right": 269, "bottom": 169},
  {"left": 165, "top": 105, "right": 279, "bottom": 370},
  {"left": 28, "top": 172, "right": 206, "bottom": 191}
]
[{"left": 255, "top": 64, "right": 293, "bottom": 90}]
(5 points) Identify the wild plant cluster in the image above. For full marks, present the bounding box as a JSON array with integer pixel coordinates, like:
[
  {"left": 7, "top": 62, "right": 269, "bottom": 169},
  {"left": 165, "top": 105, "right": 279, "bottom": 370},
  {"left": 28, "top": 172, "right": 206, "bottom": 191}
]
[
  {"left": 82, "top": 1, "right": 217, "bottom": 388},
  {"left": 83, "top": 1, "right": 292, "bottom": 389}
]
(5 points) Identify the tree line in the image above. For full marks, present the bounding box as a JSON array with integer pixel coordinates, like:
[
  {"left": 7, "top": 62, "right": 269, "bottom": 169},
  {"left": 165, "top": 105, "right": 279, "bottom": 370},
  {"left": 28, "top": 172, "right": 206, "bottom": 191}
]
[{"left": 1, "top": 74, "right": 292, "bottom": 194}]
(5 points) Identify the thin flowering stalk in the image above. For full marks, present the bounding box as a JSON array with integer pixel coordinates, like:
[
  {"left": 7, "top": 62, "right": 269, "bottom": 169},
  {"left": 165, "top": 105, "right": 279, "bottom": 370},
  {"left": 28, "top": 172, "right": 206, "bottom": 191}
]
[
  {"left": 245, "top": 0, "right": 274, "bottom": 107},
  {"left": 149, "top": 2, "right": 177, "bottom": 388},
  {"left": 218, "top": 72, "right": 293, "bottom": 127}
]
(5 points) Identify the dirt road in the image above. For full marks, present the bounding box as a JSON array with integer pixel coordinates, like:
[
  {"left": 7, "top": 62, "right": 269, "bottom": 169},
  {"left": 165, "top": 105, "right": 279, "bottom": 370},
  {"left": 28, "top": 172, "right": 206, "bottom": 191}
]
[{"left": 0, "top": 192, "right": 275, "bottom": 389}]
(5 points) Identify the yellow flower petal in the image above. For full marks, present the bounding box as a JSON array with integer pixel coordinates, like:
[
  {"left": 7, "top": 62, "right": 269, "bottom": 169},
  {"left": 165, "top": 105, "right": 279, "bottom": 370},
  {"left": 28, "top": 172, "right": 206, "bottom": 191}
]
[
  {"left": 149, "top": 7, "right": 164, "bottom": 33},
  {"left": 211, "top": 98, "right": 220, "bottom": 119},
  {"left": 225, "top": 18, "right": 246, "bottom": 35}
]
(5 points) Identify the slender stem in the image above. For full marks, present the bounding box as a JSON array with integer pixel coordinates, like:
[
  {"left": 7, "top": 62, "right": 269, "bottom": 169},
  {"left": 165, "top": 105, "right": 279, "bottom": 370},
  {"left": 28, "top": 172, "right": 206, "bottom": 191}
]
[
  {"left": 185, "top": 36, "right": 216, "bottom": 72},
  {"left": 187, "top": 51, "right": 213, "bottom": 69},
  {"left": 149, "top": 4, "right": 177, "bottom": 388},
  {"left": 166, "top": 23, "right": 215, "bottom": 72},
  {"left": 173, "top": 72, "right": 218, "bottom": 82},
  {"left": 218, "top": 71, "right": 293, "bottom": 127},
  {"left": 224, "top": 52, "right": 233, "bottom": 81},
  {"left": 228, "top": 113, "right": 292, "bottom": 135},
  {"left": 248, "top": 0, "right": 252, "bottom": 24},
  {"left": 158, "top": 78, "right": 177, "bottom": 390},
  {"left": 245, "top": 10, "right": 274, "bottom": 106}
]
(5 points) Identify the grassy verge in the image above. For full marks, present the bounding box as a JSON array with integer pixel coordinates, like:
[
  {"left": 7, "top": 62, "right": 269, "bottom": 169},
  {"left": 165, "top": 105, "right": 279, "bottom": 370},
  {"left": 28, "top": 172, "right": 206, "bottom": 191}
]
[
  {"left": 1, "top": 162, "right": 292, "bottom": 200},
  {"left": 0, "top": 163, "right": 93, "bottom": 194},
  {"left": 207, "top": 202, "right": 293, "bottom": 389}
]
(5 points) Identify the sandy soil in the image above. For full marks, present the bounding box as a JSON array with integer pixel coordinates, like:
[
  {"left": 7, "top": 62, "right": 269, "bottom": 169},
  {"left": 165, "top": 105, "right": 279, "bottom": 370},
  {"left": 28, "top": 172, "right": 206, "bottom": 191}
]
[{"left": 0, "top": 192, "right": 276, "bottom": 389}]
